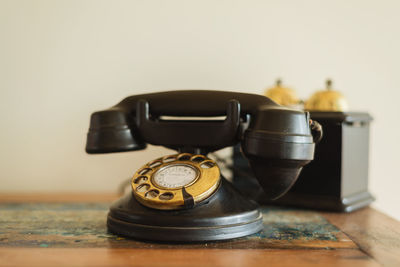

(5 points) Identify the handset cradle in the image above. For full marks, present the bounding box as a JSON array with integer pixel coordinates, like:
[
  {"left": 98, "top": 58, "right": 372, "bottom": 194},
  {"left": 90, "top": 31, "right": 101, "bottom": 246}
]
[{"left": 136, "top": 99, "right": 241, "bottom": 153}]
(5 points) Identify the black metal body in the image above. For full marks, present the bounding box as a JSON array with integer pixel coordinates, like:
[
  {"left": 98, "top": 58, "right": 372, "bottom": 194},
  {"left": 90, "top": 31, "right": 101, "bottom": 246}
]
[
  {"left": 86, "top": 90, "right": 320, "bottom": 241},
  {"left": 108, "top": 178, "right": 263, "bottom": 241},
  {"left": 233, "top": 112, "right": 374, "bottom": 212}
]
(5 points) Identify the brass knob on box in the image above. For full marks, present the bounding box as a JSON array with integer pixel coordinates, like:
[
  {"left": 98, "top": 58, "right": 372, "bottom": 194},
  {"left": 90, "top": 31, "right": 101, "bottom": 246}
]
[
  {"left": 304, "top": 79, "right": 348, "bottom": 111},
  {"left": 265, "top": 79, "right": 300, "bottom": 106}
]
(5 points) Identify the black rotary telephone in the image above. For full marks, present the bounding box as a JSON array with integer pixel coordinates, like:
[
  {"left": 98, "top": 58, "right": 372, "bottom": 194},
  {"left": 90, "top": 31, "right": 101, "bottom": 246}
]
[{"left": 86, "top": 90, "right": 322, "bottom": 242}]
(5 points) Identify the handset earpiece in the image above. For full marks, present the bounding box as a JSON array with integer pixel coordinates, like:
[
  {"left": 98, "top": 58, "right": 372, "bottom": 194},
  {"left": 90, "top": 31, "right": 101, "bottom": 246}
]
[
  {"left": 241, "top": 107, "right": 317, "bottom": 200},
  {"left": 86, "top": 108, "right": 146, "bottom": 154}
]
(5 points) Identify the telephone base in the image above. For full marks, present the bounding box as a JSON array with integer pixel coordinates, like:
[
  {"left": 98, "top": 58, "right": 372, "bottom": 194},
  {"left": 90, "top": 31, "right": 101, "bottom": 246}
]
[{"left": 107, "top": 178, "right": 263, "bottom": 242}]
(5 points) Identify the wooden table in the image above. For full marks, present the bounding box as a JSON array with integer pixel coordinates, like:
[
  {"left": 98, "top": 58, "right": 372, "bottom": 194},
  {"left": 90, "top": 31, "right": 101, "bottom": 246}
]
[{"left": 0, "top": 194, "right": 399, "bottom": 267}]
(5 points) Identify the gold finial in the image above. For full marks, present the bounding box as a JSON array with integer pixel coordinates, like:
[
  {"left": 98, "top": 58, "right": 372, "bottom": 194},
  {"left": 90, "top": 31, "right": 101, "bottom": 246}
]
[
  {"left": 304, "top": 79, "right": 348, "bottom": 112},
  {"left": 264, "top": 79, "right": 299, "bottom": 106},
  {"left": 326, "top": 79, "right": 332, "bottom": 90}
]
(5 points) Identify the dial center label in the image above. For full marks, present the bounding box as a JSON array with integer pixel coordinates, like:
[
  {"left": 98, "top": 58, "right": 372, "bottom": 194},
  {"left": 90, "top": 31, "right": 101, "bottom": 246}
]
[{"left": 153, "top": 164, "right": 198, "bottom": 189}]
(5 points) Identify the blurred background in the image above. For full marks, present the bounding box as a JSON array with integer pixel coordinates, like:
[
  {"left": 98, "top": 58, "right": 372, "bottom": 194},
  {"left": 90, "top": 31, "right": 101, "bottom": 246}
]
[{"left": 1, "top": 0, "right": 399, "bottom": 219}]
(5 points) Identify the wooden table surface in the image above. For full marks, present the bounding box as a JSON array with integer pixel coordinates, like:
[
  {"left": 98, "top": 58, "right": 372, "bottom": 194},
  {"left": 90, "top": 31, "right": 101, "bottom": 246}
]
[{"left": 0, "top": 193, "right": 399, "bottom": 267}]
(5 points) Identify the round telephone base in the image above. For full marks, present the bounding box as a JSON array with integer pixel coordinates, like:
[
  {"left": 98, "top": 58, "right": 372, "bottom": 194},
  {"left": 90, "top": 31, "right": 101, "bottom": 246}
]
[{"left": 107, "top": 178, "right": 263, "bottom": 242}]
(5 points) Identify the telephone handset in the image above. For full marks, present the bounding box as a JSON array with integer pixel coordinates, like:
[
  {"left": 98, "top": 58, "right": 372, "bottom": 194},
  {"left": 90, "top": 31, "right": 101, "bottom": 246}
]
[{"left": 86, "top": 90, "right": 321, "bottom": 241}]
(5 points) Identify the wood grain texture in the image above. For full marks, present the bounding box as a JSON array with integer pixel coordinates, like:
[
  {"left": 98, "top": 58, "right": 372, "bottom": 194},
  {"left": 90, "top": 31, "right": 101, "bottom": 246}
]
[
  {"left": 0, "top": 193, "right": 119, "bottom": 203},
  {"left": 1, "top": 194, "right": 399, "bottom": 267},
  {"left": 0, "top": 202, "right": 355, "bottom": 249},
  {"left": 322, "top": 207, "right": 400, "bottom": 267},
  {"left": 0, "top": 248, "right": 379, "bottom": 267}
]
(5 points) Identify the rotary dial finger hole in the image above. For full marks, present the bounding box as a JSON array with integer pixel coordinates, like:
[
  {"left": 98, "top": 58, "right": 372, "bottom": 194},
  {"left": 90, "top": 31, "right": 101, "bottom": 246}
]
[
  {"left": 178, "top": 154, "right": 191, "bottom": 161},
  {"left": 134, "top": 176, "right": 148, "bottom": 184},
  {"left": 159, "top": 192, "right": 174, "bottom": 201},
  {"left": 163, "top": 156, "right": 176, "bottom": 163},
  {"left": 200, "top": 161, "right": 215, "bottom": 169},
  {"left": 136, "top": 184, "right": 150, "bottom": 193},
  {"left": 149, "top": 161, "right": 162, "bottom": 168},
  {"left": 138, "top": 168, "right": 152, "bottom": 175},
  {"left": 145, "top": 189, "right": 159, "bottom": 199},
  {"left": 191, "top": 156, "right": 205, "bottom": 163}
]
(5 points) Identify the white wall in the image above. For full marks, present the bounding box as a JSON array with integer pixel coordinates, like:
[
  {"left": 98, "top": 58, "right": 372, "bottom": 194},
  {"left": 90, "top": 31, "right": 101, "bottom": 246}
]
[{"left": 1, "top": 0, "right": 399, "bottom": 220}]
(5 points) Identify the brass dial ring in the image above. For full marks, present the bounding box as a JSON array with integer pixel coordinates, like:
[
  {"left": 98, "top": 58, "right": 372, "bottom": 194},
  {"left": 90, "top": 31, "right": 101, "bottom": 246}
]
[{"left": 131, "top": 153, "right": 221, "bottom": 210}]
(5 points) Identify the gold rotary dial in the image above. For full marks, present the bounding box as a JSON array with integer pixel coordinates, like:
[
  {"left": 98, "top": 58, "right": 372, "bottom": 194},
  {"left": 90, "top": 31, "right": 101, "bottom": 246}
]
[{"left": 131, "top": 153, "right": 221, "bottom": 210}]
